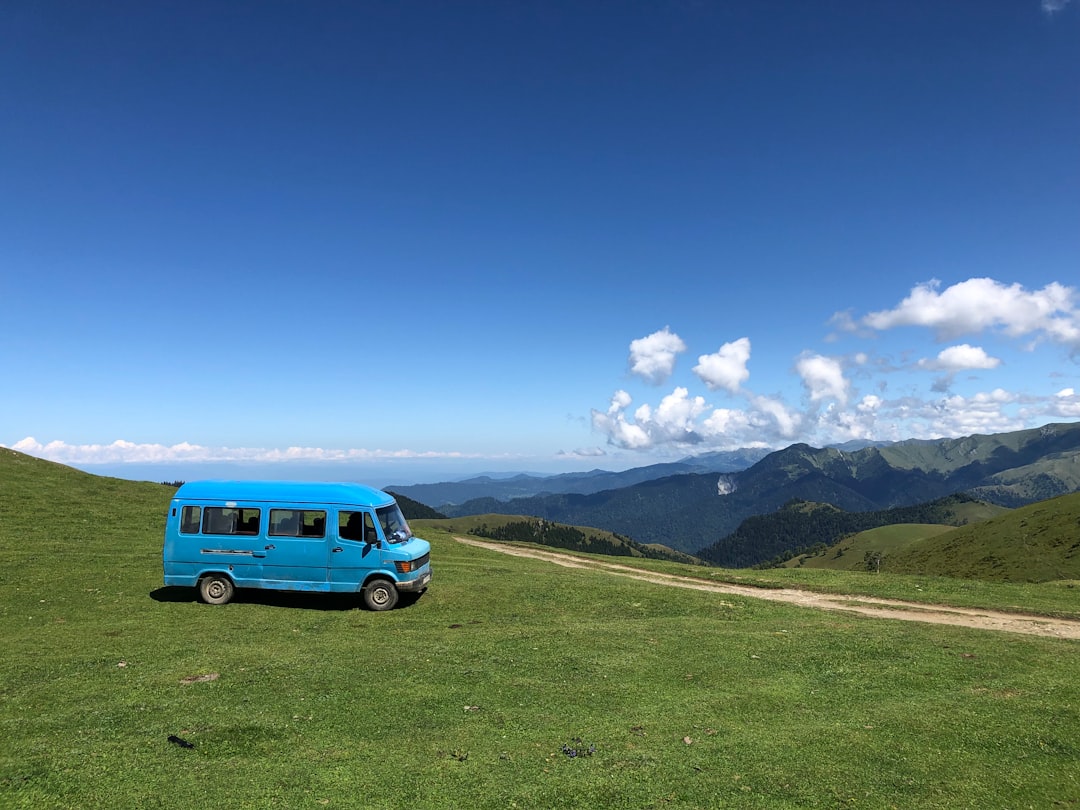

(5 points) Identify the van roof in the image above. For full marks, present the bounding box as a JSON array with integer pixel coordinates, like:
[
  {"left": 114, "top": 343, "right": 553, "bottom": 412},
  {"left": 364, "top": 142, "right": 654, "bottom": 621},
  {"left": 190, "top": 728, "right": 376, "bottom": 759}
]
[{"left": 172, "top": 480, "right": 396, "bottom": 507}]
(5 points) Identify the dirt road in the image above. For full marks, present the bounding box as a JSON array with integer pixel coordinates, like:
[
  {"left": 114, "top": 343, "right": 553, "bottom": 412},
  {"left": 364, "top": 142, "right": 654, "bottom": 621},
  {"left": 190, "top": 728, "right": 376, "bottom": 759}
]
[{"left": 455, "top": 537, "right": 1080, "bottom": 640}]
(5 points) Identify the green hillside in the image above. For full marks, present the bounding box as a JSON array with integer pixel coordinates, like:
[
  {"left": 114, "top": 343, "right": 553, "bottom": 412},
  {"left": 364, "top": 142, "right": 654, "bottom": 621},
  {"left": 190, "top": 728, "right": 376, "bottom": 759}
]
[
  {"left": 788, "top": 523, "right": 957, "bottom": 572},
  {"left": 703, "top": 493, "right": 1007, "bottom": 568},
  {"left": 790, "top": 492, "right": 1080, "bottom": 582},
  {"left": 0, "top": 446, "right": 175, "bottom": 555},
  {"left": 3, "top": 448, "right": 1080, "bottom": 808},
  {"left": 884, "top": 491, "right": 1080, "bottom": 582}
]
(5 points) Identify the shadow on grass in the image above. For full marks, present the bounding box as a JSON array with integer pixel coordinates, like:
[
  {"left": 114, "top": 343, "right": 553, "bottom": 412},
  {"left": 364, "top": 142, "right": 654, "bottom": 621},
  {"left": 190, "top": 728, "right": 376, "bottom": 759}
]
[{"left": 148, "top": 586, "right": 425, "bottom": 612}]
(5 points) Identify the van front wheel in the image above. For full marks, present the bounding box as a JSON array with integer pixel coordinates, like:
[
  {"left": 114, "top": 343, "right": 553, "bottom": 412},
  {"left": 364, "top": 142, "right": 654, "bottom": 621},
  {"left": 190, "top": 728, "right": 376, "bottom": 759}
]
[
  {"left": 199, "top": 574, "right": 235, "bottom": 605},
  {"left": 363, "top": 579, "right": 398, "bottom": 611}
]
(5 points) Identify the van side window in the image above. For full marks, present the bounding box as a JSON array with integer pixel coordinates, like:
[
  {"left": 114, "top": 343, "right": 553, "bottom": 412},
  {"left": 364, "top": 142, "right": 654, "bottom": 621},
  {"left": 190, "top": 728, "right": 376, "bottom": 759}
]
[
  {"left": 339, "top": 510, "right": 378, "bottom": 543},
  {"left": 270, "top": 509, "right": 327, "bottom": 538},
  {"left": 305, "top": 513, "right": 325, "bottom": 538},
  {"left": 203, "top": 507, "right": 261, "bottom": 535},
  {"left": 180, "top": 506, "right": 201, "bottom": 534}
]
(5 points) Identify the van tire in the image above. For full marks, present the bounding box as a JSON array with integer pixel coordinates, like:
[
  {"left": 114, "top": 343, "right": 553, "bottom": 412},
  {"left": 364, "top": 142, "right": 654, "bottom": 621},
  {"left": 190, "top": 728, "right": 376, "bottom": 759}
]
[
  {"left": 198, "top": 574, "right": 235, "bottom": 605},
  {"left": 362, "top": 579, "right": 398, "bottom": 611}
]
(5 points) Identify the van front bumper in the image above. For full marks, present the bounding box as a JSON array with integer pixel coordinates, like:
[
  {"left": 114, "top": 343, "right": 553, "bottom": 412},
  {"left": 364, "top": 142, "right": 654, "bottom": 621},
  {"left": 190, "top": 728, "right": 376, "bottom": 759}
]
[{"left": 397, "top": 570, "right": 431, "bottom": 592}]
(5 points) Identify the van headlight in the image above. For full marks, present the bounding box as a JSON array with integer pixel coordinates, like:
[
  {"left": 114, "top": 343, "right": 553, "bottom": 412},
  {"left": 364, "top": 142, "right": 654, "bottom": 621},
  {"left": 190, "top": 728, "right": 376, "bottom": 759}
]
[{"left": 394, "top": 553, "right": 429, "bottom": 574}]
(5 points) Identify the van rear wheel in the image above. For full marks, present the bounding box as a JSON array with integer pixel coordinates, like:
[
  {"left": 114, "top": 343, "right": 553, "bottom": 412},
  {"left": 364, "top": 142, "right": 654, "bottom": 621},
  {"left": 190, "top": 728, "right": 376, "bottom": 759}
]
[
  {"left": 362, "top": 579, "right": 398, "bottom": 611},
  {"left": 199, "top": 574, "right": 235, "bottom": 605}
]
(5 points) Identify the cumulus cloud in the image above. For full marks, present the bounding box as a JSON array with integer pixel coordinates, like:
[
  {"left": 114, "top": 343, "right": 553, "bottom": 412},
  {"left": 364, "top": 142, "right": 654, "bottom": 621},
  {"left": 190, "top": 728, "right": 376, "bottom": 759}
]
[
  {"left": 591, "top": 387, "right": 706, "bottom": 449},
  {"left": 918, "top": 344, "right": 1002, "bottom": 372},
  {"left": 593, "top": 386, "right": 807, "bottom": 450},
  {"left": 796, "top": 353, "right": 850, "bottom": 404},
  {"left": 1052, "top": 388, "right": 1080, "bottom": 418},
  {"left": 858, "top": 394, "right": 883, "bottom": 413},
  {"left": 701, "top": 407, "right": 753, "bottom": 438},
  {"left": 750, "top": 395, "right": 802, "bottom": 439},
  {"left": 858, "top": 278, "right": 1079, "bottom": 344},
  {"left": 693, "top": 338, "right": 751, "bottom": 392},
  {"left": 607, "top": 389, "right": 633, "bottom": 413},
  {"left": 628, "top": 327, "right": 686, "bottom": 384},
  {"left": 590, "top": 392, "right": 651, "bottom": 449},
  {"left": 928, "top": 389, "right": 1022, "bottom": 436},
  {"left": 5, "top": 437, "right": 480, "bottom": 465},
  {"left": 592, "top": 282, "right": 1080, "bottom": 455},
  {"left": 649, "top": 387, "right": 709, "bottom": 441}
]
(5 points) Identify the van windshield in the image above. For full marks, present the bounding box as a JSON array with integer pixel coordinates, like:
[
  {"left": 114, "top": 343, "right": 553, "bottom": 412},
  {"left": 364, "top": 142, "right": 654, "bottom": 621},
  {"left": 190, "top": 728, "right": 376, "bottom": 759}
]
[{"left": 376, "top": 503, "right": 412, "bottom": 544}]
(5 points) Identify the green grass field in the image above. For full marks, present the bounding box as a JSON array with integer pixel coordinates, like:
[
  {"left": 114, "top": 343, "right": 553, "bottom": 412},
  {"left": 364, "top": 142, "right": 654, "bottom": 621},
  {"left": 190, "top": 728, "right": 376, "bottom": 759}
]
[{"left": 2, "top": 451, "right": 1079, "bottom": 808}]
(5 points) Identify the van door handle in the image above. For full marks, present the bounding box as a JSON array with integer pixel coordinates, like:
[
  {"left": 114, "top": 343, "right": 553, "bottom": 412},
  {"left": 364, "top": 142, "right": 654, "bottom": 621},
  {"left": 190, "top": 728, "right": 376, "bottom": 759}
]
[{"left": 332, "top": 547, "right": 343, "bottom": 553}]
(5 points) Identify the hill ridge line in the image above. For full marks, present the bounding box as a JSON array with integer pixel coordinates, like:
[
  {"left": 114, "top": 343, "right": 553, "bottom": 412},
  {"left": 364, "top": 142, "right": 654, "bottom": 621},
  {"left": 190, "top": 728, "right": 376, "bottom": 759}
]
[{"left": 454, "top": 537, "right": 1080, "bottom": 640}]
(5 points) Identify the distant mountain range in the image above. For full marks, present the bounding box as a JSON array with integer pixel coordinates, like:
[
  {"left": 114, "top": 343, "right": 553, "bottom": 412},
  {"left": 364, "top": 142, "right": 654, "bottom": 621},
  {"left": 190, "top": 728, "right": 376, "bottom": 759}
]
[
  {"left": 390, "top": 422, "right": 1080, "bottom": 564},
  {"left": 386, "top": 448, "right": 770, "bottom": 505}
]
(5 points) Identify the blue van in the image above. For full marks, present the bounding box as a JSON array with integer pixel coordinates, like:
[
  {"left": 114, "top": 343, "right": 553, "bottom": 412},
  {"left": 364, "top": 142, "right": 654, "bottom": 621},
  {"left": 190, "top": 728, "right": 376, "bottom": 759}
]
[{"left": 162, "top": 481, "right": 431, "bottom": 610}]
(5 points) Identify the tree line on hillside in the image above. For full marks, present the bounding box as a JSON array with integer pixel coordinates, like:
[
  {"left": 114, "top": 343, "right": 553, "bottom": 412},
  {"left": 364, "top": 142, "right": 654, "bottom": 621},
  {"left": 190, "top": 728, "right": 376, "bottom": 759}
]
[{"left": 697, "top": 494, "right": 982, "bottom": 568}]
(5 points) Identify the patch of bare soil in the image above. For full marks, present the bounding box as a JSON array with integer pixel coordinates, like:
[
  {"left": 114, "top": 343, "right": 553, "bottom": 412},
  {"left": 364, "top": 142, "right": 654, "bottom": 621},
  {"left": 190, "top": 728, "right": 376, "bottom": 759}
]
[{"left": 455, "top": 537, "right": 1080, "bottom": 640}]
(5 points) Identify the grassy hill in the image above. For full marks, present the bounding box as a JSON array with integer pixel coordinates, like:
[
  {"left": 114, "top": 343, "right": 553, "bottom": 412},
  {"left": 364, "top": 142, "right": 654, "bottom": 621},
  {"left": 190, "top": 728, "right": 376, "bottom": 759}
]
[
  {"left": 789, "top": 492, "right": 1080, "bottom": 582},
  {"left": 3, "top": 448, "right": 1080, "bottom": 808},
  {"left": 885, "top": 491, "right": 1080, "bottom": 581},
  {"left": 787, "top": 523, "right": 958, "bottom": 572}
]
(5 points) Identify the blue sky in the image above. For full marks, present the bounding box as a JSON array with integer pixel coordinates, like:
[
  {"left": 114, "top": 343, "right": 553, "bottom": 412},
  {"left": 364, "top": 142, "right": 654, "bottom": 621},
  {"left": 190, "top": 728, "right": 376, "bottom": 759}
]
[{"left": 2, "top": 1, "right": 1079, "bottom": 485}]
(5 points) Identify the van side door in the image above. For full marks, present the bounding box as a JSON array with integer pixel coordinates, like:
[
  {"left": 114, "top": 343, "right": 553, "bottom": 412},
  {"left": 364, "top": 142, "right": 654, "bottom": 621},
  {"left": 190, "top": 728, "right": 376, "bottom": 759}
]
[{"left": 263, "top": 508, "right": 330, "bottom": 589}]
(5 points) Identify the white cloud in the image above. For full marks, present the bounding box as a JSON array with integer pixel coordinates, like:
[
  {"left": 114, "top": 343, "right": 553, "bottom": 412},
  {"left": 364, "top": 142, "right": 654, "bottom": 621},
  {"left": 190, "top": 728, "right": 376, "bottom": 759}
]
[
  {"left": 651, "top": 387, "right": 709, "bottom": 440},
  {"left": 591, "top": 387, "right": 706, "bottom": 449},
  {"left": 929, "top": 389, "right": 1023, "bottom": 436},
  {"left": 701, "top": 407, "right": 752, "bottom": 438},
  {"left": 608, "top": 389, "right": 633, "bottom": 413},
  {"left": 750, "top": 395, "right": 802, "bottom": 439},
  {"left": 591, "top": 393, "right": 651, "bottom": 449},
  {"left": 594, "top": 385, "right": 807, "bottom": 450},
  {"left": 693, "top": 337, "right": 751, "bottom": 392},
  {"left": 592, "top": 278, "right": 1080, "bottom": 454},
  {"left": 557, "top": 446, "right": 608, "bottom": 458},
  {"left": 1052, "top": 388, "right": 1080, "bottom": 418},
  {"left": 628, "top": 327, "right": 686, "bottom": 384},
  {"left": 1043, "top": 0, "right": 1072, "bottom": 13},
  {"left": 5, "top": 437, "right": 481, "bottom": 465},
  {"left": 859, "top": 278, "right": 1079, "bottom": 344},
  {"left": 918, "top": 344, "right": 1002, "bottom": 372},
  {"left": 813, "top": 404, "right": 868, "bottom": 443},
  {"left": 796, "top": 353, "right": 850, "bottom": 404},
  {"left": 858, "top": 394, "right": 883, "bottom": 413}
]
